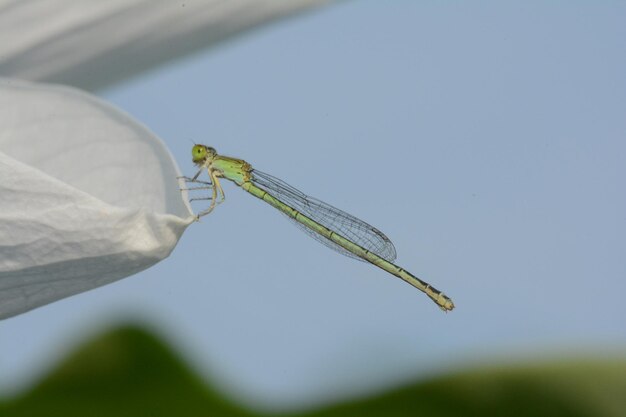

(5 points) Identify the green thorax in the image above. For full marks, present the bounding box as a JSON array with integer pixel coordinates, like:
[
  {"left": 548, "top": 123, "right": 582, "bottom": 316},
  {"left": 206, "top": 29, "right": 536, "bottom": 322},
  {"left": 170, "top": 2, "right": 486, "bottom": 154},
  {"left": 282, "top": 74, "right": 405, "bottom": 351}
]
[{"left": 212, "top": 156, "right": 252, "bottom": 185}]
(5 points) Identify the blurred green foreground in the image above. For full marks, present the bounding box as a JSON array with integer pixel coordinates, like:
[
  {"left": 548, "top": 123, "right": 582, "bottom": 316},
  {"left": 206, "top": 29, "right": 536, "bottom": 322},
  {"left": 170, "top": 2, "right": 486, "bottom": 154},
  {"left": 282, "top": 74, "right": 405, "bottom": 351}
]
[{"left": 1, "top": 326, "right": 625, "bottom": 417}]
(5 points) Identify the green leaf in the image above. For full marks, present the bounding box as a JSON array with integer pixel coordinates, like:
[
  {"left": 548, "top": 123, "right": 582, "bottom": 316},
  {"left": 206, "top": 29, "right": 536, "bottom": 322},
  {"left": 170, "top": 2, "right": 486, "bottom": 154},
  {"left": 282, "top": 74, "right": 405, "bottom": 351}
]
[{"left": 2, "top": 325, "right": 625, "bottom": 417}]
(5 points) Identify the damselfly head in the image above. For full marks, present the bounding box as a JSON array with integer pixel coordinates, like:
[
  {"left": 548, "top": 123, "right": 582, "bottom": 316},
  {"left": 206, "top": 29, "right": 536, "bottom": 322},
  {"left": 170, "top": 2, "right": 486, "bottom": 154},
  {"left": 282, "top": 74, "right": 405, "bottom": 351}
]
[{"left": 192, "top": 144, "right": 217, "bottom": 166}]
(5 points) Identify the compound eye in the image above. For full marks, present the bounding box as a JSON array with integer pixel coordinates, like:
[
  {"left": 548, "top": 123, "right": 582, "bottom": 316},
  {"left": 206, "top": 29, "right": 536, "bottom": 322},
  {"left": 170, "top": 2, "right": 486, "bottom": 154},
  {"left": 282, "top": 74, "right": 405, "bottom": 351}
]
[{"left": 191, "top": 145, "right": 208, "bottom": 163}]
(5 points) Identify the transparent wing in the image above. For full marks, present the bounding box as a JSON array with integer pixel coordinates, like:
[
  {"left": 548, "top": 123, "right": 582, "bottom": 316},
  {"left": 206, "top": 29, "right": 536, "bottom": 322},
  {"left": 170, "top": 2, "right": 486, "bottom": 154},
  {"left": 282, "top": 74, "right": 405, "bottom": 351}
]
[{"left": 251, "top": 169, "right": 397, "bottom": 262}]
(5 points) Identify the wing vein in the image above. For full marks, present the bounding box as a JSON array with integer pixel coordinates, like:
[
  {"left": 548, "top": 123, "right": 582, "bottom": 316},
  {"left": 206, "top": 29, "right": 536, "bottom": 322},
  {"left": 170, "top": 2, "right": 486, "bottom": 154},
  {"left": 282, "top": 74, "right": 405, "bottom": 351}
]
[{"left": 251, "top": 169, "right": 397, "bottom": 262}]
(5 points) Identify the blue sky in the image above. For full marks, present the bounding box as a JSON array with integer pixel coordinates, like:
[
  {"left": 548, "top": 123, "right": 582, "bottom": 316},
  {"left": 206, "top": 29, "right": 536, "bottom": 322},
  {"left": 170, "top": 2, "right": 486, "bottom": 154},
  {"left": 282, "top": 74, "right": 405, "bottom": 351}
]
[{"left": 2, "top": 1, "right": 626, "bottom": 411}]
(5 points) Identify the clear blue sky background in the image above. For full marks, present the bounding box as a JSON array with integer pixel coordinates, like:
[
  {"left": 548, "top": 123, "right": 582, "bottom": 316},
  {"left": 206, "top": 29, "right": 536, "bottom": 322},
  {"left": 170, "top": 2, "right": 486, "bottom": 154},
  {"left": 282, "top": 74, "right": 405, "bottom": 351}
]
[{"left": 2, "top": 1, "right": 625, "bottom": 411}]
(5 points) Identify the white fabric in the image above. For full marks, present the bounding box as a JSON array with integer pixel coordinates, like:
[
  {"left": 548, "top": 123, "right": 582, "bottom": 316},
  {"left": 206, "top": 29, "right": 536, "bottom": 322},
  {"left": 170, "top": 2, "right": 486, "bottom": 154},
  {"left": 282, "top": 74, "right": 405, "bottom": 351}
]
[
  {"left": 0, "top": 79, "right": 195, "bottom": 318},
  {"left": 0, "top": 0, "right": 329, "bottom": 90}
]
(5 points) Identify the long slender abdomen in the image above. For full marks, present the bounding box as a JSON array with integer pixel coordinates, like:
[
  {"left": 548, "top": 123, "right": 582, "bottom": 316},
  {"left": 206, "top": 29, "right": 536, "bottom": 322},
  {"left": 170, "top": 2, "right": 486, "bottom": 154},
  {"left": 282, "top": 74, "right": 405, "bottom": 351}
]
[{"left": 241, "top": 181, "right": 454, "bottom": 311}]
